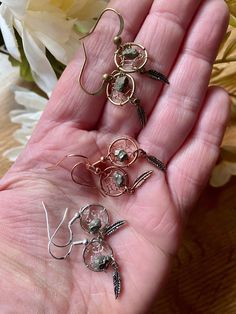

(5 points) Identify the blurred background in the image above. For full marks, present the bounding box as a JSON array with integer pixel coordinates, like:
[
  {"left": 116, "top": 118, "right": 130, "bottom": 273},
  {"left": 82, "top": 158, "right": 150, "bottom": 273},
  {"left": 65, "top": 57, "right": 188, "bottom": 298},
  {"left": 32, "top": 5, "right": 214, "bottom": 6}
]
[{"left": 0, "top": 1, "right": 236, "bottom": 312}]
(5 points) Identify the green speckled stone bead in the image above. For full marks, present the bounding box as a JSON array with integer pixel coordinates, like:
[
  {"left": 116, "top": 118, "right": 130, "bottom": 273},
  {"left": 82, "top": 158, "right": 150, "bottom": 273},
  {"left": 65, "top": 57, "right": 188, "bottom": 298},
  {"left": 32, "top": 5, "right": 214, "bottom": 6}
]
[
  {"left": 88, "top": 218, "right": 102, "bottom": 234},
  {"left": 122, "top": 47, "right": 139, "bottom": 59},
  {"left": 114, "top": 76, "right": 129, "bottom": 92},
  {"left": 114, "top": 149, "right": 129, "bottom": 162},
  {"left": 93, "top": 255, "right": 111, "bottom": 271},
  {"left": 113, "top": 171, "right": 125, "bottom": 187}
]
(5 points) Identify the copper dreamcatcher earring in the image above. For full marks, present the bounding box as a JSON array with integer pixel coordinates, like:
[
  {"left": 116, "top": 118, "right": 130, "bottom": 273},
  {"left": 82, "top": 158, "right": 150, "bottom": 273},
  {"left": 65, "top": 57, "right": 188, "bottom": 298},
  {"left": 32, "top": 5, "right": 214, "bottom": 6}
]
[
  {"left": 48, "top": 137, "right": 166, "bottom": 197},
  {"left": 79, "top": 8, "right": 169, "bottom": 127}
]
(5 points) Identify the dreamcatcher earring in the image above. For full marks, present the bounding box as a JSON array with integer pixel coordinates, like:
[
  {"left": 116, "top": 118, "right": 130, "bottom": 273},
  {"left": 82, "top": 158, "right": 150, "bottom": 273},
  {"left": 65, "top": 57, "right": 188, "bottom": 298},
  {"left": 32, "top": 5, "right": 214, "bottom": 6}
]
[
  {"left": 107, "top": 137, "right": 166, "bottom": 171},
  {"left": 43, "top": 202, "right": 126, "bottom": 299},
  {"left": 79, "top": 8, "right": 169, "bottom": 127},
  {"left": 49, "top": 152, "right": 153, "bottom": 197},
  {"left": 48, "top": 137, "right": 166, "bottom": 197}
]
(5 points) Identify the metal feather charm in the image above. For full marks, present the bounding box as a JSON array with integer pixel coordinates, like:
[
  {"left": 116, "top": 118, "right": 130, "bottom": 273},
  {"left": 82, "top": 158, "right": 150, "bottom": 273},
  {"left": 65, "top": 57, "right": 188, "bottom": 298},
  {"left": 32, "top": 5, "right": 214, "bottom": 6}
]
[
  {"left": 146, "top": 155, "right": 166, "bottom": 172},
  {"left": 104, "top": 220, "right": 126, "bottom": 236},
  {"left": 143, "top": 69, "right": 169, "bottom": 84},
  {"left": 131, "top": 98, "right": 146, "bottom": 127},
  {"left": 136, "top": 103, "right": 146, "bottom": 128},
  {"left": 112, "top": 260, "right": 121, "bottom": 299},
  {"left": 131, "top": 170, "right": 153, "bottom": 190}
]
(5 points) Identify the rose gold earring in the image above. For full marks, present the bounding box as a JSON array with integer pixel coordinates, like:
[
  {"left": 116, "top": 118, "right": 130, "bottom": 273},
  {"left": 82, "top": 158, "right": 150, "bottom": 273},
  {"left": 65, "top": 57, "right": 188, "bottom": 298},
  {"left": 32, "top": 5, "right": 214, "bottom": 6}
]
[
  {"left": 107, "top": 137, "right": 166, "bottom": 171},
  {"left": 48, "top": 137, "right": 166, "bottom": 197},
  {"left": 49, "top": 152, "right": 153, "bottom": 197},
  {"left": 79, "top": 8, "right": 169, "bottom": 127}
]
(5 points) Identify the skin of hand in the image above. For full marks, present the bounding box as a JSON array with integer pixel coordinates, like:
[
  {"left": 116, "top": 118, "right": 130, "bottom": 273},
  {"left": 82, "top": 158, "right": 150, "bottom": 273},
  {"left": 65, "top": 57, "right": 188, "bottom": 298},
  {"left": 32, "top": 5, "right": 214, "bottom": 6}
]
[{"left": 0, "top": 0, "right": 230, "bottom": 313}]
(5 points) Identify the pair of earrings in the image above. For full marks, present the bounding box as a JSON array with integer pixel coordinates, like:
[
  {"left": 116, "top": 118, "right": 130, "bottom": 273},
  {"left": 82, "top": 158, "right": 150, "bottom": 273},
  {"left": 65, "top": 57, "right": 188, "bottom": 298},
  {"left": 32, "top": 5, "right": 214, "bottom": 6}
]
[
  {"left": 43, "top": 202, "right": 125, "bottom": 299},
  {"left": 50, "top": 137, "right": 166, "bottom": 197},
  {"left": 79, "top": 8, "right": 169, "bottom": 127}
]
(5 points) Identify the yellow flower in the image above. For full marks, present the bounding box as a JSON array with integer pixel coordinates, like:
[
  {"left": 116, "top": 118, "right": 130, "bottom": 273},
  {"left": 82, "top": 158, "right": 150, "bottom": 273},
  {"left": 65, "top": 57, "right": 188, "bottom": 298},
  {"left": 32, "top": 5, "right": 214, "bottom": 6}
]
[
  {"left": 210, "top": 160, "right": 236, "bottom": 187},
  {"left": 0, "top": 0, "right": 107, "bottom": 95},
  {"left": 225, "top": 0, "right": 236, "bottom": 26},
  {"left": 209, "top": 1, "right": 236, "bottom": 186}
]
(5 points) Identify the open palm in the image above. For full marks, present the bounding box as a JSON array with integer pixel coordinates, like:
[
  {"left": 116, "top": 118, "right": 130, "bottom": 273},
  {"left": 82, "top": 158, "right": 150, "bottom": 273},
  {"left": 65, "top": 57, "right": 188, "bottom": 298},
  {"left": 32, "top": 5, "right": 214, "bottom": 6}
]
[{"left": 0, "top": 0, "right": 229, "bottom": 313}]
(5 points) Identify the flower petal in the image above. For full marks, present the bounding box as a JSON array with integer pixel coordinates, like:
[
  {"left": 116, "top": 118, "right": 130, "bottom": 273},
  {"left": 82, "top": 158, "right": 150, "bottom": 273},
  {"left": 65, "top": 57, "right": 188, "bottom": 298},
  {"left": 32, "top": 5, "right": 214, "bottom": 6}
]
[
  {"left": 67, "top": 0, "right": 107, "bottom": 19},
  {"left": 0, "top": 5, "right": 21, "bottom": 60},
  {"left": 10, "top": 111, "right": 42, "bottom": 125},
  {"left": 25, "top": 11, "right": 74, "bottom": 44},
  {"left": 21, "top": 27, "right": 58, "bottom": 96},
  {"left": 1, "top": 0, "right": 28, "bottom": 18},
  {"left": 13, "top": 86, "right": 48, "bottom": 110},
  {"left": 35, "top": 31, "right": 80, "bottom": 64},
  {"left": 74, "top": 19, "right": 97, "bottom": 35},
  {"left": 2, "top": 146, "right": 24, "bottom": 162},
  {"left": 9, "top": 109, "right": 26, "bottom": 118},
  {"left": 13, "top": 127, "right": 33, "bottom": 145}
]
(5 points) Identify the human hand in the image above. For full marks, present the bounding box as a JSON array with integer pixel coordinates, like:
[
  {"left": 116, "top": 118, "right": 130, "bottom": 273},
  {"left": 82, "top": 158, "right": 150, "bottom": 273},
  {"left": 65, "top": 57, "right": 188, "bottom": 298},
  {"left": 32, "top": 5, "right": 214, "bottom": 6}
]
[{"left": 0, "top": 0, "right": 229, "bottom": 313}]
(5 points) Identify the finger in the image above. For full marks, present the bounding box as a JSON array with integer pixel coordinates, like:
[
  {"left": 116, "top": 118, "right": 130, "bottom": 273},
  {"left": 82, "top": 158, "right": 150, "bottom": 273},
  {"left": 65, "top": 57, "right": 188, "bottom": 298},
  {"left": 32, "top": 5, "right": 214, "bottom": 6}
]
[
  {"left": 168, "top": 87, "right": 230, "bottom": 214},
  {"left": 99, "top": 0, "right": 202, "bottom": 134},
  {"left": 41, "top": 0, "right": 153, "bottom": 130},
  {"left": 139, "top": 0, "right": 229, "bottom": 162}
]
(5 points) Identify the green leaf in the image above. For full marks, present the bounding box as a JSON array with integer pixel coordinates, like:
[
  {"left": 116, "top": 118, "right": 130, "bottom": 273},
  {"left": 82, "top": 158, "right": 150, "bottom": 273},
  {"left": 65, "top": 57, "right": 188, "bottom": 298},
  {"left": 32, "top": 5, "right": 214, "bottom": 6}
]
[
  {"left": 5, "top": 28, "right": 65, "bottom": 82},
  {"left": 7, "top": 30, "right": 34, "bottom": 82},
  {"left": 19, "top": 59, "right": 34, "bottom": 81},
  {"left": 74, "top": 20, "right": 91, "bottom": 34},
  {"left": 46, "top": 49, "right": 66, "bottom": 79},
  {"left": 2, "top": 22, "right": 67, "bottom": 84},
  {"left": 8, "top": 54, "right": 20, "bottom": 67}
]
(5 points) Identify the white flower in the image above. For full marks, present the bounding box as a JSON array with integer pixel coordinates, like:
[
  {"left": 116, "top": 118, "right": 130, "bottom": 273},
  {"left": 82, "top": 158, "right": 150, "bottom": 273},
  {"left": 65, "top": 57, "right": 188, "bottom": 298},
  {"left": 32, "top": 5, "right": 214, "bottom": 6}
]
[
  {"left": 3, "top": 86, "right": 48, "bottom": 161},
  {"left": 0, "top": 0, "right": 107, "bottom": 96}
]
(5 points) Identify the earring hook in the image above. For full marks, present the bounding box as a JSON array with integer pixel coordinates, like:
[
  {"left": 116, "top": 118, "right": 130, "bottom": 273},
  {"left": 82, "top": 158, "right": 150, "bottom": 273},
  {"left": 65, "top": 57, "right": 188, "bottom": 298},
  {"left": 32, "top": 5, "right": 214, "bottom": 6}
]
[
  {"left": 78, "top": 43, "right": 112, "bottom": 95},
  {"left": 42, "top": 202, "right": 86, "bottom": 260},
  {"left": 79, "top": 8, "right": 124, "bottom": 45},
  {"left": 71, "top": 160, "right": 95, "bottom": 187},
  {"left": 78, "top": 8, "right": 124, "bottom": 95},
  {"left": 71, "top": 161, "right": 106, "bottom": 197},
  {"left": 47, "top": 154, "right": 89, "bottom": 171}
]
